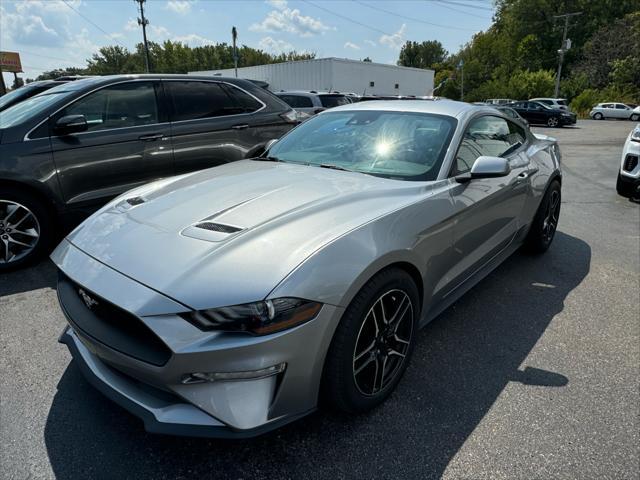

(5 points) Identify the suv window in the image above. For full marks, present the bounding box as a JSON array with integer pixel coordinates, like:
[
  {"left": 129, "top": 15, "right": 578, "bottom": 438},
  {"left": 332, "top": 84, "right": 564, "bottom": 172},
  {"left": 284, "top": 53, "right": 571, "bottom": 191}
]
[
  {"left": 319, "top": 95, "right": 349, "bottom": 108},
  {"left": 538, "top": 99, "right": 552, "bottom": 105},
  {"left": 168, "top": 81, "right": 246, "bottom": 121},
  {"left": 454, "top": 116, "right": 525, "bottom": 175},
  {"left": 279, "top": 95, "right": 313, "bottom": 108},
  {"left": 222, "top": 84, "right": 263, "bottom": 113},
  {"left": 58, "top": 82, "right": 159, "bottom": 132}
]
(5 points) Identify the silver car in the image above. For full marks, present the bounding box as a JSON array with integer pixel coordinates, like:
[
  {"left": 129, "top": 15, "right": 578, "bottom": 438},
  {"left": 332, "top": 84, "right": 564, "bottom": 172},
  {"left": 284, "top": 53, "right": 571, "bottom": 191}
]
[
  {"left": 52, "top": 100, "right": 562, "bottom": 438},
  {"left": 590, "top": 102, "right": 638, "bottom": 120}
]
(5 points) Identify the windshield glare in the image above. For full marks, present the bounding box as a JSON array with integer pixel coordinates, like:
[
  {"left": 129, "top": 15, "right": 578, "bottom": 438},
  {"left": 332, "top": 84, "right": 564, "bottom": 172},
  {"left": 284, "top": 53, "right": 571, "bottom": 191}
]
[
  {"left": 0, "top": 91, "right": 68, "bottom": 129},
  {"left": 268, "top": 110, "right": 457, "bottom": 181}
]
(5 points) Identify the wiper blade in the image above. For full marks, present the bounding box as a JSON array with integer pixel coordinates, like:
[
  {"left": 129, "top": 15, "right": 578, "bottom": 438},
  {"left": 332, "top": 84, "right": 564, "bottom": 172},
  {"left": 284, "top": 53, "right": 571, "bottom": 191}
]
[
  {"left": 319, "top": 163, "right": 352, "bottom": 172},
  {"left": 255, "top": 155, "right": 282, "bottom": 162}
]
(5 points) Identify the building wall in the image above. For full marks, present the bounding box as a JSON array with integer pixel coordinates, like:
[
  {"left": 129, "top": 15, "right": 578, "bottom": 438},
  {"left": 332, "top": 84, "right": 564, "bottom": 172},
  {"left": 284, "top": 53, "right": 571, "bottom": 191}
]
[{"left": 190, "top": 58, "right": 434, "bottom": 96}]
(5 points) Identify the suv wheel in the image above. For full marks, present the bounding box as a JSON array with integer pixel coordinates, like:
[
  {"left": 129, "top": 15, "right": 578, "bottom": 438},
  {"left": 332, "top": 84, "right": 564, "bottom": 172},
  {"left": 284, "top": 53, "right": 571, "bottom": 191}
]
[
  {"left": 631, "top": 114, "right": 639, "bottom": 121},
  {"left": 0, "top": 188, "right": 53, "bottom": 271},
  {"left": 593, "top": 112, "right": 603, "bottom": 120},
  {"left": 322, "top": 268, "right": 419, "bottom": 413},
  {"left": 547, "top": 116, "right": 559, "bottom": 127}
]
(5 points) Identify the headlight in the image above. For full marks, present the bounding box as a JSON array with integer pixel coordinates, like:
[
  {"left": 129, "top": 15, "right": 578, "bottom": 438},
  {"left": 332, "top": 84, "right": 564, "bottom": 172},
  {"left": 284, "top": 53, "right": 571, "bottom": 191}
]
[
  {"left": 180, "top": 298, "right": 322, "bottom": 335},
  {"left": 631, "top": 128, "right": 640, "bottom": 143}
]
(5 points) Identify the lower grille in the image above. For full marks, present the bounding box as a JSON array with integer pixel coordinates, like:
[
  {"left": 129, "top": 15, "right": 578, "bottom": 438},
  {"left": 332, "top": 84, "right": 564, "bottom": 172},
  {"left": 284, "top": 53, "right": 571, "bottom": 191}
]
[
  {"left": 57, "top": 271, "right": 171, "bottom": 366},
  {"left": 623, "top": 155, "right": 638, "bottom": 173}
]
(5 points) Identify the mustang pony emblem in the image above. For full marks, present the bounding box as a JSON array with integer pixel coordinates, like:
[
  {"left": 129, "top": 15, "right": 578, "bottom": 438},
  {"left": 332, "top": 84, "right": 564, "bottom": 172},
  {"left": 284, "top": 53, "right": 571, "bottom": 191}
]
[{"left": 78, "top": 289, "right": 98, "bottom": 309}]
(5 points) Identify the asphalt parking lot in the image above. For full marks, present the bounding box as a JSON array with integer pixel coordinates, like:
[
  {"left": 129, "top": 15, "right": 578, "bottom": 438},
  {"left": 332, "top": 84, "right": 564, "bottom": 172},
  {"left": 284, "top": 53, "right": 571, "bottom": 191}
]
[{"left": 1, "top": 119, "right": 638, "bottom": 480}]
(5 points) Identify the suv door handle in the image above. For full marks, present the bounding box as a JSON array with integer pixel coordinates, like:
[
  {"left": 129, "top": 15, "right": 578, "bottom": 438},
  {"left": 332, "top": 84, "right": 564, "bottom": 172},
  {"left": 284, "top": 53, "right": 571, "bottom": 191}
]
[
  {"left": 516, "top": 167, "right": 539, "bottom": 181},
  {"left": 138, "top": 133, "right": 164, "bottom": 141},
  {"left": 231, "top": 124, "right": 249, "bottom": 130}
]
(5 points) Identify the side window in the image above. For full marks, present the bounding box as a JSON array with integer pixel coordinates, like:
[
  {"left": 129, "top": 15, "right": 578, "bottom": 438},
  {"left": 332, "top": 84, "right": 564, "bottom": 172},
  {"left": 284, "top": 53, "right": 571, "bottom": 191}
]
[
  {"left": 539, "top": 99, "right": 552, "bottom": 105},
  {"left": 58, "top": 82, "right": 159, "bottom": 132},
  {"left": 453, "top": 116, "right": 524, "bottom": 175},
  {"left": 222, "top": 84, "right": 263, "bottom": 113},
  {"left": 615, "top": 104, "right": 627, "bottom": 110},
  {"left": 168, "top": 81, "right": 240, "bottom": 121}
]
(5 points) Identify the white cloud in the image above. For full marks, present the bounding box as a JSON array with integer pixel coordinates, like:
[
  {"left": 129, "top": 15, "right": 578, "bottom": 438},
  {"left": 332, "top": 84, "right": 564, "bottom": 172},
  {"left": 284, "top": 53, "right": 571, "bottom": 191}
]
[
  {"left": 149, "top": 25, "right": 171, "bottom": 38},
  {"left": 174, "top": 33, "right": 214, "bottom": 46},
  {"left": 364, "top": 39, "right": 377, "bottom": 47},
  {"left": 124, "top": 18, "right": 139, "bottom": 32},
  {"left": 259, "top": 36, "right": 294, "bottom": 53},
  {"left": 379, "top": 24, "right": 406, "bottom": 50},
  {"left": 166, "top": 1, "right": 192, "bottom": 15},
  {"left": 250, "top": 4, "right": 331, "bottom": 37},
  {"left": 344, "top": 42, "right": 360, "bottom": 50},
  {"left": 0, "top": 0, "right": 80, "bottom": 47}
]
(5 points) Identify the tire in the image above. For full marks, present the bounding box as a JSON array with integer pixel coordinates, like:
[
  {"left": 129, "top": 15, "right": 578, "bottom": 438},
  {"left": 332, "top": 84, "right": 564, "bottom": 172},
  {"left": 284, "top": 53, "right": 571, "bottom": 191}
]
[
  {"left": 0, "top": 187, "right": 54, "bottom": 271},
  {"left": 547, "top": 116, "right": 559, "bottom": 127},
  {"left": 593, "top": 112, "right": 603, "bottom": 120},
  {"left": 522, "top": 180, "right": 561, "bottom": 254},
  {"left": 631, "top": 114, "right": 639, "bottom": 121},
  {"left": 321, "top": 268, "right": 420, "bottom": 413}
]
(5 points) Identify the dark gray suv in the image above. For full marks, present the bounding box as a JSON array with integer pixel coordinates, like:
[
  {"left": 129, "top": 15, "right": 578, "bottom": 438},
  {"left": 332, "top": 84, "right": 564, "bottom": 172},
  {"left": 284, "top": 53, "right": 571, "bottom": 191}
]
[{"left": 0, "top": 74, "right": 297, "bottom": 270}]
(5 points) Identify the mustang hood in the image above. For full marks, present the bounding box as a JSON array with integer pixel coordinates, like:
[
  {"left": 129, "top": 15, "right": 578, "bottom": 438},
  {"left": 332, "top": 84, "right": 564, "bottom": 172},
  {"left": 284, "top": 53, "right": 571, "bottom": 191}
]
[{"left": 64, "top": 160, "right": 425, "bottom": 310}]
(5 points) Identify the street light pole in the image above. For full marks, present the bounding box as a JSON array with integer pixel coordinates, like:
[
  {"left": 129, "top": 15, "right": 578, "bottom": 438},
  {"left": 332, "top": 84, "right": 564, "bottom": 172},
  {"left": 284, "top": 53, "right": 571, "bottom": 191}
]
[
  {"left": 135, "top": 0, "right": 151, "bottom": 73},
  {"left": 232, "top": 27, "right": 238, "bottom": 78}
]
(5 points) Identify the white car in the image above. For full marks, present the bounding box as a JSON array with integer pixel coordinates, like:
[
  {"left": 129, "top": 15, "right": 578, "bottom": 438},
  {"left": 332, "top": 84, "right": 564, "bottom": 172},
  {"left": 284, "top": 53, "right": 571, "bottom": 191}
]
[
  {"left": 590, "top": 102, "right": 639, "bottom": 121},
  {"left": 530, "top": 98, "right": 570, "bottom": 111},
  {"left": 616, "top": 124, "right": 640, "bottom": 200}
]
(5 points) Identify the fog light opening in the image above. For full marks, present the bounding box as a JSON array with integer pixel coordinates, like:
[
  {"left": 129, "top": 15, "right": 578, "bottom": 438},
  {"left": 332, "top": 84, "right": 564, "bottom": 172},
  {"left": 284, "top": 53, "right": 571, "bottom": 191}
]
[{"left": 181, "top": 362, "right": 287, "bottom": 384}]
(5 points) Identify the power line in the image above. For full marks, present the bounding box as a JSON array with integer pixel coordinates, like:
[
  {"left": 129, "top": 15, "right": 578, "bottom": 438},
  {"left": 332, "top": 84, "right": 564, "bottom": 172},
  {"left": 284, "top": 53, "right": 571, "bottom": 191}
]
[
  {"left": 14, "top": 50, "right": 85, "bottom": 66},
  {"left": 431, "top": 0, "right": 495, "bottom": 12},
  {"left": 353, "top": 0, "right": 481, "bottom": 31},
  {"left": 303, "top": 0, "right": 392, "bottom": 36},
  {"left": 61, "top": 0, "right": 128, "bottom": 49},
  {"left": 425, "top": 0, "right": 494, "bottom": 20}
]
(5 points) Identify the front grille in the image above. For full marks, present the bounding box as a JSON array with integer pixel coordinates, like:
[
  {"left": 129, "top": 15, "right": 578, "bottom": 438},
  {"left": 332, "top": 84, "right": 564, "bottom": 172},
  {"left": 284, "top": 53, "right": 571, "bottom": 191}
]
[
  {"left": 623, "top": 155, "right": 638, "bottom": 173},
  {"left": 57, "top": 271, "right": 171, "bottom": 366},
  {"left": 195, "top": 222, "right": 242, "bottom": 233}
]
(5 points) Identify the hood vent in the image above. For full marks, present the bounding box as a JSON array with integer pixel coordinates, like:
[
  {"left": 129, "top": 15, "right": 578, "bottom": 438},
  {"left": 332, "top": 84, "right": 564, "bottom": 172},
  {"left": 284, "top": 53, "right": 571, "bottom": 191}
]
[
  {"left": 126, "top": 196, "right": 146, "bottom": 206},
  {"left": 194, "top": 222, "right": 242, "bottom": 234}
]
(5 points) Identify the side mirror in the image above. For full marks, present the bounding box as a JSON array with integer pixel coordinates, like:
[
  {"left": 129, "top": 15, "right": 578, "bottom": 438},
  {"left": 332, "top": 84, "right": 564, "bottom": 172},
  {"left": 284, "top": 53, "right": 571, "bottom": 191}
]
[
  {"left": 54, "top": 115, "right": 88, "bottom": 135},
  {"left": 456, "top": 156, "right": 511, "bottom": 183},
  {"left": 313, "top": 107, "right": 326, "bottom": 115}
]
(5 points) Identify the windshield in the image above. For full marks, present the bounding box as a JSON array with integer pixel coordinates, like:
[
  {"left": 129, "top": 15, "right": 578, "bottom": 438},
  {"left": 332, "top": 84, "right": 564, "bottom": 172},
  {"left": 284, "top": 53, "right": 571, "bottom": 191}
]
[
  {"left": 268, "top": 110, "right": 457, "bottom": 181},
  {"left": 0, "top": 91, "right": 69, "bottom": 129},
  {"left": 0, "top": 83, "right": 45, "bottom": 109}
]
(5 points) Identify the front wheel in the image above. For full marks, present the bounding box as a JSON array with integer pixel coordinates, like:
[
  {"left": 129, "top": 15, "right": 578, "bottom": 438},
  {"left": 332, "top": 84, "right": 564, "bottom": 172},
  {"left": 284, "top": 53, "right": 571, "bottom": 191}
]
[
  {"left": 522, "top": 180, "right": 561, "bottom": 254},
  {"left": 322, "top": 268, "right": 419, "bottom": 413},
  {"left": 593, "top": 112, "right": 603, "bottom": 120},
  {"left": 0, "top": 188, "right": 54, "bottom": 271},
  {"left": 631, "top": 114, "right": 639, "bottom": 121},
  {"left": 547, "top": 116, "right": 559, "bottom": 127}
]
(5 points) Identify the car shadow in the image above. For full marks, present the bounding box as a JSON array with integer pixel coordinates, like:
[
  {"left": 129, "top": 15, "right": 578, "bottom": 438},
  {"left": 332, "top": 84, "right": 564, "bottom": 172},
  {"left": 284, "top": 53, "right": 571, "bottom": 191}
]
[
  {"left": 0, "top": 259, "right": 57, "bottom": 297},
  {"left": 44, "top": 231, "right": 589, "bottom": 479}
]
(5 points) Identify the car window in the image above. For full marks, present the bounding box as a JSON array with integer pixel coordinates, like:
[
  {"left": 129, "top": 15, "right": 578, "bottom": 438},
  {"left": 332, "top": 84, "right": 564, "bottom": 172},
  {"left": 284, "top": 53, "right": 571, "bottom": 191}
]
[
  {"left": 279, "top": 95, "right": 313, "bottom": 108},
  {"left": 168, "top": 81, "right": 244, "bottom": 121},
  {"left": 58, "top": 82, "right": 159, "bottom": 132},
  {"left": 558, "top": 100, "right": 567, "bottom": 106},
  {"left": 319, "top": 95, "right": 350, "bottom": 108},
  {"left": 453, "top": 116, "right": 524, "bottom": 175},
  {"left": 539, "top": 100, "right": 552, "bottom": 105},
  {"left": 222, "top": 84, "right": 263, "bottom": 113},
  {"left": 615, "top": 104, "right": 627, "bottom": 109},
  {"left": 603, "top": 104, "right": 613, "bottom": 109}
]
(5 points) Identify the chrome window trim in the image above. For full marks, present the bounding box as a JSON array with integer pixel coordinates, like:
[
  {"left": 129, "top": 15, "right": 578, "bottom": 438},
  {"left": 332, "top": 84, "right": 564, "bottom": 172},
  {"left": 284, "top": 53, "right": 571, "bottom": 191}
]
[{"left": 24, "top": 78, "right": 266, "bottom": 141}]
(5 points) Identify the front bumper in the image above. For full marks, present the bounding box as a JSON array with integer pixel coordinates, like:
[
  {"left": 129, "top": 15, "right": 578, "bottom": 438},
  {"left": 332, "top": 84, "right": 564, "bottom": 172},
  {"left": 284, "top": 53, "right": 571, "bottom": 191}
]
[
  {"left": 52, "top": 240, "right": 344, "bottom": 438},
  {"left": 560, "top": 115, "right": 576, "bottom": 125}
]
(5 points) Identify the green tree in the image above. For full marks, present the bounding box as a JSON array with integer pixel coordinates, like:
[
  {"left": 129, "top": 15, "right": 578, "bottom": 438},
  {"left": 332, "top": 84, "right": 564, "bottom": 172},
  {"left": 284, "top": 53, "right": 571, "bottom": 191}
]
[{"left": 398, "top": 40, "right": 447, "bottom": 69}]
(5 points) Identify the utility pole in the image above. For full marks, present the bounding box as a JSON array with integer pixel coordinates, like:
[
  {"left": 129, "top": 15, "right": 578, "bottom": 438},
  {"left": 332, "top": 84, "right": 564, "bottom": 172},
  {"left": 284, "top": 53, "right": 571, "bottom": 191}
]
[
  {"left": 553, "top": 12, "right": 582, "bottom": 98},
  {"left": 458, "top": 59, "right": 464, "bottom": 101},
  {"left": 232, "top": 27, "right": 238, "bottom": 78},
  {"left": 135, "top": 0, "right": 151, "bottom": 73}
]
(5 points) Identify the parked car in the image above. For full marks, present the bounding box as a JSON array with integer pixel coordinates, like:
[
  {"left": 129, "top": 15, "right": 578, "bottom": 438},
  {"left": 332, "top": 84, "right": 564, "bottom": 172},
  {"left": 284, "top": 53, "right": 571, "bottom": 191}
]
[
  {"left": 616, "top": 124, "right": 640, "bottom": 200},
  {"left": 508, "top": 101, "right": 576, "bottom": 127},
  {"left": 0, "top": 74, "right": 297, "bottom": 270},
  {"left": 485, "top": 98, "right": 516, "bottom": 105},
  {"left": 0, "top": 80, "right": 70, "bottom": 112},
  {"left": 493, "top": 105, "right": 529, "bottom": 126},
  {"left": 529, "top": 97, "right": 570, "bottom": 111},
  {"left": 52, "top": 100, "right": 562, "bottom": 438},
  {"left": 275, "top": 91, "right": 350, "bottom": 115},
  {"left": 590, "top": 102, "right": 639, "bottom": 121}
]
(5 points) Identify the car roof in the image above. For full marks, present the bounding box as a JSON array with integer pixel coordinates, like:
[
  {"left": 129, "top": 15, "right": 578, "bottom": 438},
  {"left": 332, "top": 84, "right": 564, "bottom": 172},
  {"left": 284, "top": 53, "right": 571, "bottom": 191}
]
[{"left": 324, "top": 99, "right": 482, "bottom": 118}]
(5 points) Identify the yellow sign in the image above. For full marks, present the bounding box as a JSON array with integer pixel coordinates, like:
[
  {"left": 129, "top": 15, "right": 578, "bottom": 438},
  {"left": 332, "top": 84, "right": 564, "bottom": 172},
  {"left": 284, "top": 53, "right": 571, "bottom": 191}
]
[{"left": 0, "top": 51, "right": 23, "bottom": 73}]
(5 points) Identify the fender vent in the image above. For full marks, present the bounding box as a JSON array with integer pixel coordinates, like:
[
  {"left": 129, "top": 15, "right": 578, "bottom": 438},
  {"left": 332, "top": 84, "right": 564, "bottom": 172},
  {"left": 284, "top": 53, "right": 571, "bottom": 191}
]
[{"left": 194, "top": 222, "right": 242, "bottom": 233}]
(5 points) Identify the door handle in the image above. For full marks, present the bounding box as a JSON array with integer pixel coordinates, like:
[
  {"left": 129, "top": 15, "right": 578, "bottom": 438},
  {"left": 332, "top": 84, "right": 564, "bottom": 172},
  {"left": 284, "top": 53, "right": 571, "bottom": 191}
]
[
  {"left": 516, "top": 167, "right": 538, "bottom": 181},
  {"left": 138, "top": 133, "right": 164, "bottom": 141},
  {"left": 231, "top": 124, "right": 249, "bottom": 130}
]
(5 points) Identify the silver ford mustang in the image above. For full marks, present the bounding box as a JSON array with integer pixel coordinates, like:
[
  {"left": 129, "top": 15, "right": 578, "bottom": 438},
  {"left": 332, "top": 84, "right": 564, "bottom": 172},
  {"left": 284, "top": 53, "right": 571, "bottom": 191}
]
[{"left": 52, "top": 100, "right": 562, "bottom": 438}]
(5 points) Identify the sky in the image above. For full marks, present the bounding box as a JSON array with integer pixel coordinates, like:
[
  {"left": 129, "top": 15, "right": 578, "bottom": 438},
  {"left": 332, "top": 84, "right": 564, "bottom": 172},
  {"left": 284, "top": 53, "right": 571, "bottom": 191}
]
[{"left": 0, "top": 0, "right": 496, "bottom": 84}]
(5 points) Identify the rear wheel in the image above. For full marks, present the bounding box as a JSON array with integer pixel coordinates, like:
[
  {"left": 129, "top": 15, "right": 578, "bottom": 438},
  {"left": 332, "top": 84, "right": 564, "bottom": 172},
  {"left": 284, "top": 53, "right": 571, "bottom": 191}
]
[
  {"left": 593, "top": 112, "right": 603, "bottom": 120},
  {"left": 522, "top": 180, "right": 561, "bottom": 254},
  {"left": 0, "top": 188, "right": 54, "bottom": 271},
  {"left": 547, "top": 116, "right": 559, "bottom": 127},
  {"left": 322, "top": 268, "right": 419, "bottom": 413},
  {"left": 631, "top": 114, "right": 639, "bottom": 121}
]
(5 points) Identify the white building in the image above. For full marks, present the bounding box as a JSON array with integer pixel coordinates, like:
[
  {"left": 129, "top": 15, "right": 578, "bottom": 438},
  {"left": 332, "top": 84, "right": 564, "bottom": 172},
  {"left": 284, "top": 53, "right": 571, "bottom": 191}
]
[{"left": 190, "top": 57, "right": 434, "bottom": 96}]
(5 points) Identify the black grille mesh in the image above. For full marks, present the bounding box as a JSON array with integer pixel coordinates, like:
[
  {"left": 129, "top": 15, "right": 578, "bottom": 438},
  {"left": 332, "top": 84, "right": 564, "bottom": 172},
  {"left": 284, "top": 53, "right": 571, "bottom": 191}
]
[
  {"left": 195, "top": 222, "right": 242, "bottom": 233},
  {"left": 623, "top": 155, "right": 638, "bottom": 173}
]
